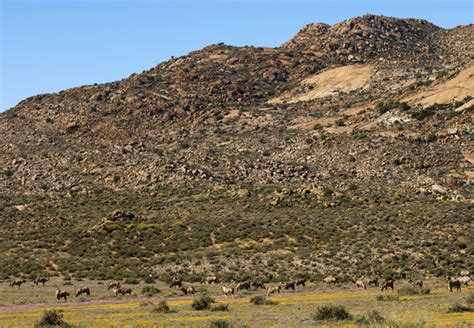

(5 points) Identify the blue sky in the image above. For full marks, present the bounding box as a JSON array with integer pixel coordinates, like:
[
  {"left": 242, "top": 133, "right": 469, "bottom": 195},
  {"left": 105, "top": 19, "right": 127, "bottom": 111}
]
[{"left": 1, "top": 0, "right": 473, "bottom": 111}]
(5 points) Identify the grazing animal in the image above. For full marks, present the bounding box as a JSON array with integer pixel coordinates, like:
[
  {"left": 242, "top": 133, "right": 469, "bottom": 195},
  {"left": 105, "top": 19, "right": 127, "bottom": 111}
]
[
  {"left": 236, "top": 281, "right": 251, "bottom": 291},
  {"left": 458, "top": 276, "right": 471, "bottom": 286},
  {"left": 381, "top": 279, "right": 394, "bottom": 291},
  {"left": 459, "top": 270, "right": 470, "bottom": 277},
  {"left": 9, "top": 279, "right": 26, "bottom": 288},
  {"left": 34, "top": 277, "right": 48, "bottom": 286},
  {"left": 169, "top": 277, "right": 183, "bottom": 289},
  {"left": 409, "top": 279, "right": 423, "bottom": 288},
  {"left": 114, "top": 287, "right": 132, "bottom": 296},
  {"left": 55, "top": 289, "right": 70, "bottom": 302},
  {"left": 283, "top": 281, "right": 296, "bottom": 290},
  {"left": 107, "top": 282, "right": 121, "bottom": 290},
  {"left": 180, "top": 286, "right": 196, "bottom": 295},
  {"left": 222, "top": 286, "right": 235, "bottom": 298},
  {"left": 202, "top": 276, "right": 219, "bottom": 284},
  {"left": 447, "top": 278, "right": 462, "bottom": 292},
  {"left": 323, "top": 276, "right": 337, "bottom": 285},
  {"left": 251, "top": 281, "right": 266, "bottom": 289},
  {"left": 367, "top": 276, "right": 379, "bottom": 287},
  {"left": 266, "top": 285, "right": 281, "bottom": 297},
  {"left": 75, "top": 287, "right": 91, "bottom": 297},
  {"left": 294, "top": 278, "right": 307, "bottom": 287},
  {"left": 354, "top": 279, "right": 366, "bottom": 289}
]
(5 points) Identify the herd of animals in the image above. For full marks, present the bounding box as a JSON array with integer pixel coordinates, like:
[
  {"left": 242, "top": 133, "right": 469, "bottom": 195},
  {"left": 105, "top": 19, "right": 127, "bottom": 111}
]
[{"left": 6, "top": 270, "right": 472, "bottom": 302}]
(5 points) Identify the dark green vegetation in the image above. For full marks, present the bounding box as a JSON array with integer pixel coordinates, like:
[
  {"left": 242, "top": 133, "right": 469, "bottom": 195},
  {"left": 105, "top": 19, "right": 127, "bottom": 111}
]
[
  {"left": 151, "top": 300, "right": 172, "bottom": 314},
  {"left": 210, "top": 304, "right": 229, "bottom": 312},
  {"left": 34, "top": 309, "right": 72, "bottom": 328},
  {"left": 250, "top": 296, "right": 279, "bottom": 306},
  {"left": 0, "top": 187, "right": 472, "bottom": 282},
  {"left": 398, "top": 285, "right": 431, "bottom": 295},
  {"left": 354, "top": 310, "right": 386, "bottom": 325},
  {"left": 312, "top": 305, "right": 352, "bottom": 321},
  {"left": 141, "top": 285, "right": 160, "bottom": 297},
  {"left": 467, "top": 293, "right": 474, "bottom": 304},
  {"left": 210, "top": 320, "right": 232, "bottom": 328},
  {"left": 447, "top": 303, "right": 474, "bottom": 313},
  {"left": 192, "top": 295, "right": 216, "bottom": 311}
]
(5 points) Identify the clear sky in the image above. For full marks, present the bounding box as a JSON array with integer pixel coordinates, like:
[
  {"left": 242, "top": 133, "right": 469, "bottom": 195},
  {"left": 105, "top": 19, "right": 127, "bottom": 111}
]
[{"left": 1, "top": 0, "right": 473, "bottom": 111}]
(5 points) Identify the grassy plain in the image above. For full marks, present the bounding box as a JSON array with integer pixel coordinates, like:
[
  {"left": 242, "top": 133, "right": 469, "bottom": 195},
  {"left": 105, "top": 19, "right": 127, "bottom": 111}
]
[{"left": 0, "top": 279, "right": 473, "bottom": 327}]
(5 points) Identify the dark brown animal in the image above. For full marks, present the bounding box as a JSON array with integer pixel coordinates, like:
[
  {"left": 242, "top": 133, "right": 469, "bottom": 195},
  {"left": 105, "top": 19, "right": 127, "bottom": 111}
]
[
  {"left": 381, "top": 279, "right": 394, "bottom": 291},
  {"left": 251, "top": 281, "right": 266, "bottom": 289},
  {"left": 236, "top": 281, "right": 251, "bottom": 291},
  {"left": 283, "top": 281, "right": 296, "bottom": 290},
  {"left": 55, "top": 289, "right": 70, "bottom": 301},
  {"left": 34, "top": 277, "right": 48, "bottom": 286},
  {"left": 266, "top": 285, "right": 281, "bottom": 297},
  {"left": 448, "top": 278, "right": 462, "bottom": 292},
  {"left": 114, "top": 287, "right": 132, "bottom": 296},
  {"left": 180, "top": 286, "right": 196, "bottom": 295},
  {"left": 294, "top": 278, "right": 307, "bottom": 287},
  {"left": 75, "top": 287, "right": 91, "bottom": 297},
  {"left": 107, "top": 281, "right": 121, "bottom": 290},
  {"left": 9, "top": 279, "right": 26, "bottom": 288}
]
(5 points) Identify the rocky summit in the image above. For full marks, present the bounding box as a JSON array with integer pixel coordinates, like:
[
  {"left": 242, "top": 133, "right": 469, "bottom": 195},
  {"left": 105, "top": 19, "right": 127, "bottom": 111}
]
[{"left": 0, "top": 15, "right": 472, "bottom": 282}]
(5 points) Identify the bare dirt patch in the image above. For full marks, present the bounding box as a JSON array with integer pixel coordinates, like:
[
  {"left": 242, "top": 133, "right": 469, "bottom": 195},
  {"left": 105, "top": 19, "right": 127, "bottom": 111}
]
[
  {"left": 269, "top": 65, "right": 373, "bottom": 104},
  {"left": 404, "top": 64, "right": 474, "bottom": 106}
]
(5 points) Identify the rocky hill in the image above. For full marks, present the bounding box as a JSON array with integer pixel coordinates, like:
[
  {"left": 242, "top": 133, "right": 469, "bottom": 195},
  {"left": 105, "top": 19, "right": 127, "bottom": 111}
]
[{"left": 0, "top": 15, "right": 472, "bottom": 282}]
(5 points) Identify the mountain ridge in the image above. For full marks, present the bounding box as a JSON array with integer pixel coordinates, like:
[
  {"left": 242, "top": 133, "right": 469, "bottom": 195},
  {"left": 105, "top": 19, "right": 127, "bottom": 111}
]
[{"left": 0, "top": 15, "right": 472, "bottom": 281}]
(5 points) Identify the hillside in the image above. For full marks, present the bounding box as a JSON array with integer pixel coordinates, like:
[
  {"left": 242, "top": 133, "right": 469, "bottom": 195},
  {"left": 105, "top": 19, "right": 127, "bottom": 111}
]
[{"left": 0, "top": 15, "right": 473, "bottom": 283}]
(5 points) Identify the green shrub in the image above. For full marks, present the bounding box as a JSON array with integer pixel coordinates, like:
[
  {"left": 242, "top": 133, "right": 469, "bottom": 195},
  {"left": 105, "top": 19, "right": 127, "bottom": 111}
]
[
  {"left": 192, "top": 295, "right": 215, "bottom": 310},
  {"left": 376, "top": 101, "right": 407, "bottom": 114},
  {"left": 141, "top": 286, "right": 160, "bottom": 297},
  {"left": 152, "top": 300, "right": 171, "bottom": 313},
  {"left": 335, "top": 119, "right": 345, "bottom": 127},
  {"left": 249, "top": 296, "right": 279, "bottom": 305},
  {"left": 312, "top": 305, "right": 352, "bottom": 321},
  {"left": 412, "top": 108, "right": 434, "bottom": 120},
  {"left": 398, "top": 285, "right": 419, "bottom": 295},
  {"left": 399, "top": 102, "right": 411, "bottom": 111},
  {"left": 143, "top": 276, "right": 155, "bottom": 284},
  {"left": 448, "top": 303, "right": 473, "bottom": 313},
  {"left": 34, "top": 309, "right": 72, "bottom": 327},
  {"left": 467, "top": 293, "right": 474, "bottom": 305},
  {"left": 355, "top": 310, "right": 386, "bottom": 325},
  {"left": 210, "top": 320, "right": 231, "bottom": 328},
  {"left": 124, "top": 278, "right": 140, "bottom": 284},
  {"left": 211, "top": 304, "right": 229, "bottom": 312},
  {"left": 313, "top": 124, "right": 323, "bottom": 130}
]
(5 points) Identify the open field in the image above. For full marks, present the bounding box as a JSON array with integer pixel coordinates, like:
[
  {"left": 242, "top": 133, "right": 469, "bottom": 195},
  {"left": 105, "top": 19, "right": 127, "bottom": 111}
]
[{"left": 0, "top": 279, "right": 473, "bottom": 327}]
